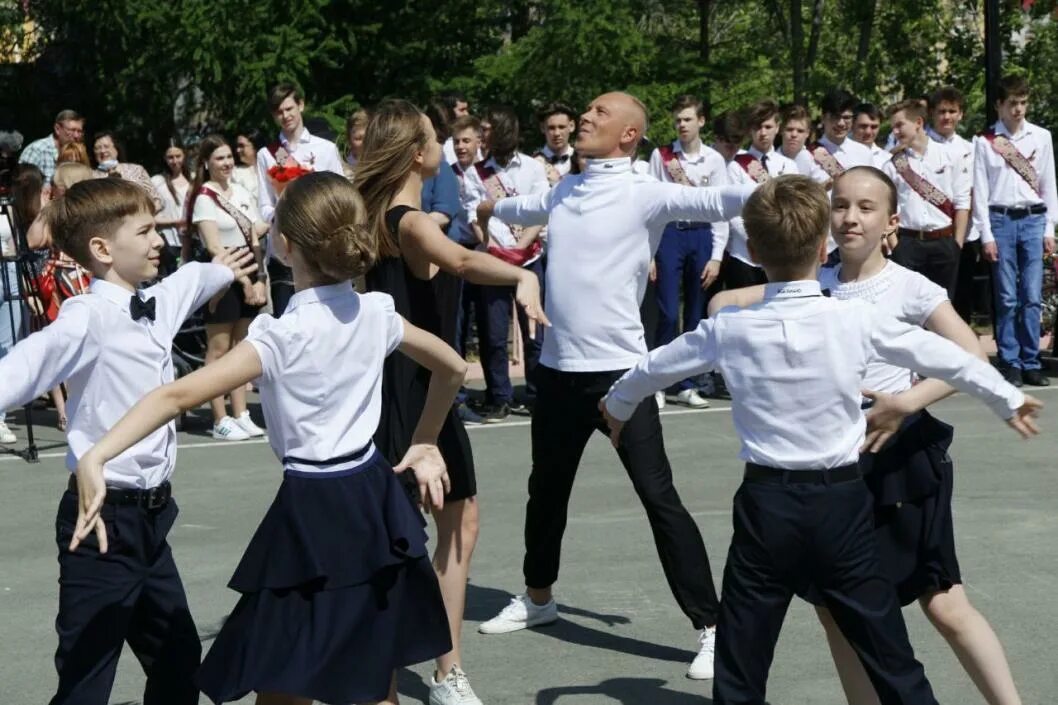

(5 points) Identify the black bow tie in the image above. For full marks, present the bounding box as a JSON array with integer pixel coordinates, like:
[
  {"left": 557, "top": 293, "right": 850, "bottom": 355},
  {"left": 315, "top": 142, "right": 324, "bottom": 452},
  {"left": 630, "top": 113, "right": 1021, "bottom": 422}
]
[
  {"left": 549, "top": 153, "right": 570, "bottom": 165},
  {"left": 130, "top": 295, "right": 156, "bottom": 322}
]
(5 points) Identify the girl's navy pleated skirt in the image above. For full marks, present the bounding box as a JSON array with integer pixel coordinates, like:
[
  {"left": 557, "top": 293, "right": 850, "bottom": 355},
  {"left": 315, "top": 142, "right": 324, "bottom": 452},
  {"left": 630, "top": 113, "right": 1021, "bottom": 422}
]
[
  {"left": 197, "top": 450, "right": 452, "bottom": 704},
  {"left": 862, "top": 410, "right": 962, "bottom": 606}
]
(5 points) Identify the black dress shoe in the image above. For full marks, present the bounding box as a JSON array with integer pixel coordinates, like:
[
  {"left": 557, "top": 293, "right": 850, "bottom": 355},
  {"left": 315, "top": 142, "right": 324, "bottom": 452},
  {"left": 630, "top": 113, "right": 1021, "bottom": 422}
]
[
  {"left": 1023, "top": 369, "right": 1050, "bottom": 386},
  {"left": 1000, "top": 366, "right": 1023, "bottom": 387}
]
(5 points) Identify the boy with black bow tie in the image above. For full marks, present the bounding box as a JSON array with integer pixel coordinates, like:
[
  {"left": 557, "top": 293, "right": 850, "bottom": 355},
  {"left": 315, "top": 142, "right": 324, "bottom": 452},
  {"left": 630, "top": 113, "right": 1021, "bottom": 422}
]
[{"left": 0, "top": 178, "right": 254, "bottom": 705}]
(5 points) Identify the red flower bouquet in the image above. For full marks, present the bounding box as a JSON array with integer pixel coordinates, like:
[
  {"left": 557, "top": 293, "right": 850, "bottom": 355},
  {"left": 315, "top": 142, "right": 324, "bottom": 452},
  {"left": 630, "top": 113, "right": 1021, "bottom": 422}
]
[{"left": 268, "top": 159, "right": 313, "bottom": 195}]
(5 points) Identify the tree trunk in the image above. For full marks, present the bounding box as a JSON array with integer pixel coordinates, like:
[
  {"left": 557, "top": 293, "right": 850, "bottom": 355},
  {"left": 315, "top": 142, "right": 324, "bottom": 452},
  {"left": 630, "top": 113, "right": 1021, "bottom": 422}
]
[
  {"left": 699, "top": 0, "right": 711, "bottom": 110},
  {"left": 854, "top": 0, "right": 877, "bottom": 90},
  {"left": 806, "top": 0, "right": 825, "bottom": 72},
  {"left": 791, "top": 0, "right": 805, "bottom": 104}
]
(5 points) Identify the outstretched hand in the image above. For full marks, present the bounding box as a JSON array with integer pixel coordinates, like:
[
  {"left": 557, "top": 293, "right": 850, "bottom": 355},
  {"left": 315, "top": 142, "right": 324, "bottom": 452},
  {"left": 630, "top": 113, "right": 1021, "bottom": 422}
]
[
  {"left": 516, "top": 272, "right": 551, "bottom": 339},
  {"left": 394, "top": 443, "right": 450, "bottom": 512},
  {"left": 214, "top": 247, "right": 258, "bottom": 282},
  {"left": 70, "top": 453, "right": 108, "bottom": 553},
  {"left": 1007, "top": 395, "right": 1044, "bottom": 439},
  {"left": 597, "top": 399, "right": 625, "bottom": 449}
]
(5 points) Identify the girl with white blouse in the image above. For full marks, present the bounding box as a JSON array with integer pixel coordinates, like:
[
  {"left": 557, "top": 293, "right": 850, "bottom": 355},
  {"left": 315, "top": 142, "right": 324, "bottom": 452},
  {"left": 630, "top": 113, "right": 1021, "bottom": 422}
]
[{"left": 187, "top": 135, "right": 269, "bottom": 441}]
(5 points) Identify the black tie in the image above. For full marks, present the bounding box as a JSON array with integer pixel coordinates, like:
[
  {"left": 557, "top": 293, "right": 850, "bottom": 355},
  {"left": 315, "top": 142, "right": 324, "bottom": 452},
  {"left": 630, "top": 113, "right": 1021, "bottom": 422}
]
[
  {"left": 550, "top": 153, "right": 570, "bottom": 165},
  {"left": 130, "top": 295, "right": 156, "bottom": 322},
  {"left": 760, "top": 154, "right": 769, "bottom": 170}
]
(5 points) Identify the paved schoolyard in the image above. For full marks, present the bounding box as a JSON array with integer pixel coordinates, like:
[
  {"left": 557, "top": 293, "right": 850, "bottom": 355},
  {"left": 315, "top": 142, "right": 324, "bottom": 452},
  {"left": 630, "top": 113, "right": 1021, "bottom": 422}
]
[{"left": 1, "top": 387, "right": 1056, "bottom": 704}]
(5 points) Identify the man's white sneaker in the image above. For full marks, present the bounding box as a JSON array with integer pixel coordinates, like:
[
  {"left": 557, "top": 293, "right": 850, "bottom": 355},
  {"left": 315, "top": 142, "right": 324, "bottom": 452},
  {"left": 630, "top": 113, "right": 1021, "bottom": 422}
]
[
  {"left": 687, "top": 626, "right": 716, "bottom": 680},
  {"left": 478, "top": 593, "right": 558, "bottom": 634},
  {"left": 429, "top": 665, "right": 483, "bottom": 705},
  {"left": 212, "top": 416, "right": 250, "bottom": 441},
  {"left": 234, "top": 411, "right": 265, "bottom": 438},
  {"left": 0, "top": 421, "right": 16, "bottom": 444},
  {"left": 671, "top": 389, "right": 710, "bottom": 409},
  {"left": 654, "top": 391, "right": 667, "bottom": 410}
]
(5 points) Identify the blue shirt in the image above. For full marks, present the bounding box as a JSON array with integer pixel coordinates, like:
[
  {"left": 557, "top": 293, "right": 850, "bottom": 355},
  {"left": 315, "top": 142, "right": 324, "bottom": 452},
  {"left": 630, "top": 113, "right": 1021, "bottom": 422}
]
[{"left": 421, "top": 161, "right": 465, "bottom": 241}]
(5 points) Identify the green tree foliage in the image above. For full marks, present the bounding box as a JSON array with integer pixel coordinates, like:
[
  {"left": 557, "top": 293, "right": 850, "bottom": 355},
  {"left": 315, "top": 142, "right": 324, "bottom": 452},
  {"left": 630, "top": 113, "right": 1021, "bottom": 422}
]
[{"left": 5, "top": 0, "right": 1058, "bottom": 167}]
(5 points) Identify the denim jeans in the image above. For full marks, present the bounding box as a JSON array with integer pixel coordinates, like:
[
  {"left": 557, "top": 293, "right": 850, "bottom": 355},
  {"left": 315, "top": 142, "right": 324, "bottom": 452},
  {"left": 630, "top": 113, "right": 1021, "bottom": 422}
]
[
  {"left": 0, "top": 261, "right": 24, "bottom": 423},
  {"left": 655, "top": 222, "right": 713, "bottom": 393},
  {"left": 991, "top": 212, "right": 1046, "bottom": 370}
]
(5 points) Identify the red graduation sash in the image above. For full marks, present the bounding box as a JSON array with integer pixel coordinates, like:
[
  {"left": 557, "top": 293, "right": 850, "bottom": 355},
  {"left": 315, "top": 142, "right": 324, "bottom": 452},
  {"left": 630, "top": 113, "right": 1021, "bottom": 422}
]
[
  {"left": 473, "top": 162, "right": 541, "bottom": 266},
  {"left": 733, "top": 153, "right": 770, "bottom": 184},
  {"left": 981, "top": 127, "right": 1041, "bottom": 195},
  {"left": 659, "top": 145, "right": 705, "bottom": 186},
  {"left": 890, "top": 151, "right": 955, "bottom": 219}
]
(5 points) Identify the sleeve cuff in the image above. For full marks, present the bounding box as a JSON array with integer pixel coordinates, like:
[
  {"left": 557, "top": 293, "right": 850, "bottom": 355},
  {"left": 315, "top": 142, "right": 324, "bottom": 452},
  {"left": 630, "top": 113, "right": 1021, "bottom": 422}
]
[
  {"left": 993, "top": 388, "right": 1026, "bottom": 421},
  {"left": 603, "top": 391, "right": 639, "bottom": 422}
]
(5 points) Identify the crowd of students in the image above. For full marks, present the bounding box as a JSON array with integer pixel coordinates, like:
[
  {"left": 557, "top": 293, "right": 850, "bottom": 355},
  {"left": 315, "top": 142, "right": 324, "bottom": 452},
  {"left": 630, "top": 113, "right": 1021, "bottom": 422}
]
[{"left": 0, "top": 73, "right": 1052, "bottom": 705}]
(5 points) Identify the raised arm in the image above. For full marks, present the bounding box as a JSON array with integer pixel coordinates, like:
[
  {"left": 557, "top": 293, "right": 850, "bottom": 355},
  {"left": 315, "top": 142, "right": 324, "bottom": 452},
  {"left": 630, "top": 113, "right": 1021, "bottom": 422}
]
[
  {"left": 601, "top": 319, "right": 720, "bottom": 445},
  {"left": 72, "top": 342, "right": 263, "bottom": 552},
  {"left": 0, "top": 300, "right": 95, "bottom": 414},
  {"left": 643, "top": 182, "right": 755, "bottom": 229},
  {"left": 868, "top": 309, "right": 1036, "bottom": 429},
  {"left": 399, "top": 210, "right": 549, "bottom": 332}
]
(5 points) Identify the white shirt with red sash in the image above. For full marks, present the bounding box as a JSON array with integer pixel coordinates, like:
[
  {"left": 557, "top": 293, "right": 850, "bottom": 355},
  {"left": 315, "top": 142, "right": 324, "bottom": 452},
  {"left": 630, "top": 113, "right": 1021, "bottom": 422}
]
[
  {"left": 883, "top": 141, "right": 970, "bottom": 232},
  {"left": 463, "top": 152, "right": 550, "bottom": 264},
  {"left": 647, "top": 141, "right": 730, "bottom": 262},
  {"left": 928, "top": 127, "right": 977, "bottom": 242},
  {"left": 972, "top": 119, "right": 1058, "bottom": 244},
  {"left": 725, "top": 147, "right": 797, "bottom": 266}
]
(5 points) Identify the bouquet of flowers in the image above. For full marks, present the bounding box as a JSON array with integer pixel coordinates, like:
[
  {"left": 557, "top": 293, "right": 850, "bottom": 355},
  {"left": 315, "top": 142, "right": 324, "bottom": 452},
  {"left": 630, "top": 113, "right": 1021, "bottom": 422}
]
[{"left": 267, "top": 154, "right": 313, "bottom": 195}]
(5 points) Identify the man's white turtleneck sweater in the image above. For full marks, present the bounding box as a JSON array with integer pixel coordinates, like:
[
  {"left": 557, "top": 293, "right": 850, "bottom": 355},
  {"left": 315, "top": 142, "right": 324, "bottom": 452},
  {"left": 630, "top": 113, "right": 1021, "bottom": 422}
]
[{"left": 493, "top": 157, "right": 754, "bottom": 372}]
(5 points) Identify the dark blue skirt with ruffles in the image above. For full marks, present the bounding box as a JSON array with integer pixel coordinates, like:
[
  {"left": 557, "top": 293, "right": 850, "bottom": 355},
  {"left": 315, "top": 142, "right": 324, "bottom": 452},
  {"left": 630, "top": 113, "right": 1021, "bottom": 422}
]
[{"left": 197, "top": 450, "right": 452, "bottom": 704}]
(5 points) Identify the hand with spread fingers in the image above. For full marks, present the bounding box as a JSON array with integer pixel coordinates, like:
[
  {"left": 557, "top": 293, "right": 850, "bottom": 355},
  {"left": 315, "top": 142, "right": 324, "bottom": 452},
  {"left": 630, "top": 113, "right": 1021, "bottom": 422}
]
[
  {"left": 861, "top": 388, "right": 913, "bottom": 453},
  {"left": 394, "top": 443, "right": 450, "bottom": 512},
  {"left": 214, "top": 246, "right": 258, "bottom": 281},
  {"left": 70, "top": 452, "right": 109, "bottom": 554},
  {"left": 516, "top": 271, "right": 551, "bottom": 339},
  {"left": 1007, "top": 395, "right": 1044, "bottom": 439}
]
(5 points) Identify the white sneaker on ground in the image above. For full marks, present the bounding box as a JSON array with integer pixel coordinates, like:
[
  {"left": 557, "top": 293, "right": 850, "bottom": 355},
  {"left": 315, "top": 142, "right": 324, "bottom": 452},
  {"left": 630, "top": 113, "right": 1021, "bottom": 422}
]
[
  {"left": 687, "top": 626, "right": 716, "bottom": 679},
  {"left": 234, "top": 411, "right": 265, "bottom": 438},
  {"left": 670, "top": 389, "right": 710, "bottom": 409},
  {"left": 212, "top": 416, "right": 250, "bottom": 441},
  {"left": 478, "top": 593, "right": 558, "bottom": 634},
  {"left": 654, "top": 391, "right": 667, "bottom": 410},
  {"left": 429, "top": 665, "right": 484, "bottom": 705},
  {"left": 0, "top": 421, "right": 16, "bottom": 444}
]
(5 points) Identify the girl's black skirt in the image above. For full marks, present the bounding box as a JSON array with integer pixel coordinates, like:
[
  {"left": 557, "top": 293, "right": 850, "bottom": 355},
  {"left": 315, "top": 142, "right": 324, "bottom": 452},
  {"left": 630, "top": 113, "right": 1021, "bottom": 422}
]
[
  {"left": 863, "top": 410, "right": 962, "bottom": 606},
  {"left": 197, "top": 449, "right": 452, "bottom": 704}
]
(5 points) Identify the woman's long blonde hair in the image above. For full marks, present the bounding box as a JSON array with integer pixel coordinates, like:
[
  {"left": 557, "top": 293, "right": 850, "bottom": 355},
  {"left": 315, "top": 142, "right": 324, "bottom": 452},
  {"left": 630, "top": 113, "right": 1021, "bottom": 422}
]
[{"left": 352, "top": 99, "right": 430, "bottom": 259}]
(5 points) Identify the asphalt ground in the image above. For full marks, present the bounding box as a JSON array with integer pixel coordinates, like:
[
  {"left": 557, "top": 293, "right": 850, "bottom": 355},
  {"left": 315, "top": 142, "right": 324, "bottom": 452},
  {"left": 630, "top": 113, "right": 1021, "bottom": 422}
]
[{"left": 1, "top": 387, "right": 1056, "bottom": 704}]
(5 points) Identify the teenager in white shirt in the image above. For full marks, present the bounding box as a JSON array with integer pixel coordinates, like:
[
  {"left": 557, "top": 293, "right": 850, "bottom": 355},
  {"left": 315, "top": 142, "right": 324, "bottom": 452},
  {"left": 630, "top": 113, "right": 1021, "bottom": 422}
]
[
  {"left": 647, "top": 94, "right": 730, "bottom": 409},
  {"left": 780, "top": 103, "right": 814, "bottom": 164},
  {"left": 603, "top": 174, "right": 1040, "bottom": 705},
  {"left": 188, "top": 135, "right": 270, "bottom": 441},
  {"left": 255, "top": 82, "right": 344, "bottom": 315},
  {"left": 533, "top": 102, "right": 577, "bottom": 185},
  {"left": 463, "top": 106, "right": 550, "bottom": 420},
  {"left": 973, "top": 75, "right": 1058, "bottom": 387},
  {"left": 884, "top": 99, "right": 971, "bottom": 298},
  {"left": 477, "top": 91, "right": 754, "bottom": 680},
  {"left": 0, "top": 178, "right": 255, "bottom": 705},
  {"left": 724, "top": 99, "right": 797, "bottom": 289},
  {"left": 73, "top": 173, "right": 462, "bottom": 705},
  {"left": 927, "top": 87, "right": 980, "bottom": 322},
  {"left": 852, "top": 102, "right": 892, "bottom": 168},
  {"left": 797, "top": 89, "right": 875, "bottom": 184}
]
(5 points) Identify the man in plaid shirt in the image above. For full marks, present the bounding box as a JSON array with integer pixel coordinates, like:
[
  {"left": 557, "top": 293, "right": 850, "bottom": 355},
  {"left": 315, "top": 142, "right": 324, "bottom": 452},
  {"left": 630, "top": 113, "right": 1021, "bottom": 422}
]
[{"left": 19, "top": 109, "right": 84, "bottom": 183}]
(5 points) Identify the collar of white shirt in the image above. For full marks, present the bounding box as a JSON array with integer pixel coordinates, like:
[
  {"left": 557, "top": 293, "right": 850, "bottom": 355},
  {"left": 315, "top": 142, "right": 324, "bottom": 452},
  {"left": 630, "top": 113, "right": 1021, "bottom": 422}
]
[
  {"left": 994, "top": 120, "right": 1033, "bottom": 140},
  {"left": 673, "top": 140, "right": 708, "bottom": 163},
  {"left": 541, "top": 145, "right": 574, "bottom": 160},
  {"left": 279, "top": 127, "right": 314, "bottom": 149},
  {"left": 763, "top": 279, "right": 823, "bottom": 301},
  {"left": 286, "top": 280, "right": 354, "bottom": 313},
  {"left": 820, "top": 135, "right": 847, "bottom": 153},
  {"left": 485, "top": 153, "right": 524, "bottom": 171},
  {"left": 89, "top": 278, "right": 138, "bottom": 313},
  {"left": 748, "top": 146, "right": 775, "bottom": 160},
  {"left": 583, "top": 157, "right": 632, "bottom": 176}
]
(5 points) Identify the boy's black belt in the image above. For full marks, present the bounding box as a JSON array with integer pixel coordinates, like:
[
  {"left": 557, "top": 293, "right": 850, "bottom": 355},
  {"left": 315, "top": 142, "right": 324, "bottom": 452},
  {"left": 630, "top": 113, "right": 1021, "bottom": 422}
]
[
  {"left": 744, "top": 462, "right": 861, "bottom": 484},
  {"left": 989, "top": 203, "right": 1047, "bottom": 219},
  {"left": 67, "top": 476, "right": 172, "bottom": 509}
]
